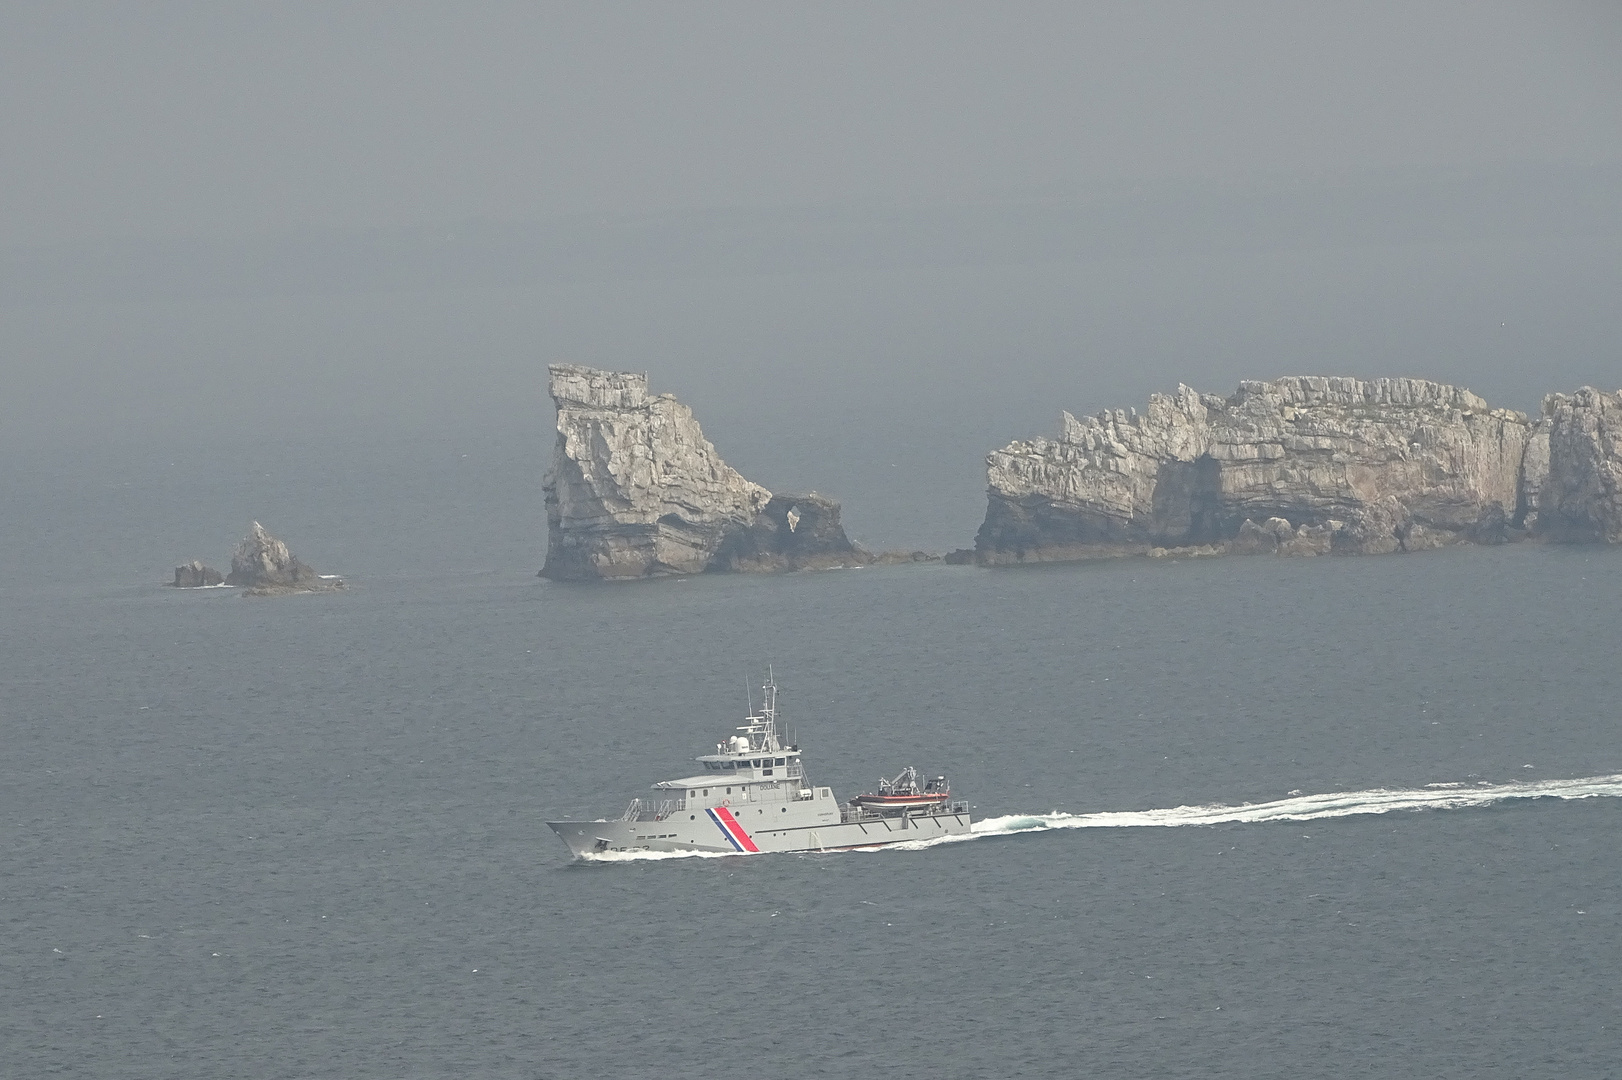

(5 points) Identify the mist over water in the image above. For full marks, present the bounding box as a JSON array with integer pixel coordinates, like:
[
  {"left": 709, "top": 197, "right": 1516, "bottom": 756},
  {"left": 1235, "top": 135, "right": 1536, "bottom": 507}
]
[{"left": 8, "top": 218, "right": 1622, "bottom": 571}]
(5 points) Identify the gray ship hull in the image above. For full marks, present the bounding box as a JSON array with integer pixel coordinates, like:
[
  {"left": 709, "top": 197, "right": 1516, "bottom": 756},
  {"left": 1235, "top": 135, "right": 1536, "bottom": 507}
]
[
  {"left": 548, "top": 808, "right": 972, "bottom": 858},
  {"left": 546, "top": 673, "right": 971, "bottom": 860}
]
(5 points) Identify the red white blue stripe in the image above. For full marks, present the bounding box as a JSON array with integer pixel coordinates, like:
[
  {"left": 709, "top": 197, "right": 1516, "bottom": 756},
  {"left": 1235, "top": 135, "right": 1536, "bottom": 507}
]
[{"left": 706, "top": 807, "right": 760, "bottom": 853}]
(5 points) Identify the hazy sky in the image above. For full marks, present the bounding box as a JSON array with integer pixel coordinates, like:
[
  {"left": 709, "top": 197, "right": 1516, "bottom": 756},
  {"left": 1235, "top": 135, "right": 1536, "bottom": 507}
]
[
  {"left": 4, "top": 2, "right": 1621, "bottom": 549},
  {"left": 3, "top": 1, "right": 1622, "bottom": 241},
  {"left": 4, "top": 2, "right": 1620, "bottom": 243}
]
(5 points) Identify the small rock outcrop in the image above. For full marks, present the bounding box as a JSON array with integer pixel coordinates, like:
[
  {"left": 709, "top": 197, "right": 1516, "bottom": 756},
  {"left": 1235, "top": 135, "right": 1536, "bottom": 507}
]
[
  {"left": 973, "top": 376, "right": 1622, "bottom": 564},
  {"left": 540, "top": 365, "right": 870, "bottom": 579},
  {"left": 1228, "top": 517, "right": 1335, "bottom": 557},
  {"left": 224, "top": 522, "right": 343, "bottom": 595},
  {"left": 170, "top": 560, "right": 223, "bottom": 588}
]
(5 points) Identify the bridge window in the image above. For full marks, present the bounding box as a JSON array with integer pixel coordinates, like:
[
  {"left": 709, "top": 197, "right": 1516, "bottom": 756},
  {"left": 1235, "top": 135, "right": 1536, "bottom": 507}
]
[{"left": 775, "top": 758, "right": 785, "bottom": 766}]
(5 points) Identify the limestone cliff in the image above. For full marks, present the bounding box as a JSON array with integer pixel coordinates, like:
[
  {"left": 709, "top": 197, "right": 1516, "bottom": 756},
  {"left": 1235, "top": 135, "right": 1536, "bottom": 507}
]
[
  {"left": 540, "top": 365, "right": 868, "bottom": 579},
  {"left": 973, "top": 376, "right": 1607, "bottom": 564},
  {"left": 225, "top": 522, "right": 344, "bottom": 595},
  {"left": 1537, "top": 387, "right": 1622, "bottom": 543}
]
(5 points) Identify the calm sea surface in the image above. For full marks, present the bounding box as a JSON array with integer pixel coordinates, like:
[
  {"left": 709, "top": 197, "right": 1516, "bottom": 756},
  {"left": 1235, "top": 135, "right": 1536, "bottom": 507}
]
[{"left": 4, "top": 445, "right": 1622, "bottom": 1079}]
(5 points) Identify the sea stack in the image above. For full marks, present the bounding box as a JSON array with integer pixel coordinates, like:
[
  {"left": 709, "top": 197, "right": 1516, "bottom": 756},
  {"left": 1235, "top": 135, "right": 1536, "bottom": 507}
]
[
  {"left": 1537, "top": 387, "right": 1622, "bottom": 543},
  {"left": 170, "top": 560, "right": 223, "bottom": 588},
  {"left": 540, "top": 364, "right": 868, "bottom": 579},
  {"left": 225, "top": 522, "right": 343, "bottom": 595},
  {"left": 972, "top": 376, "right": 1622, "bottom": 564}
]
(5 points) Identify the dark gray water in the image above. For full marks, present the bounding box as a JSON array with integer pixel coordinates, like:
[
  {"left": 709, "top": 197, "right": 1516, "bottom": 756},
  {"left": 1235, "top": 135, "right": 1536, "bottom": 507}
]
[{"left": 5, "top": 450, "right": 1622, "bottom": 1078}]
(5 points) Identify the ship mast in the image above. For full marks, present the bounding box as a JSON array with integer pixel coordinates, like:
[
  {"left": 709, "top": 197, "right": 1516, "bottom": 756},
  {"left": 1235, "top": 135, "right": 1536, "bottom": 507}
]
[{"left": 712, "top": 668, "right": 802, "bottom": 777}]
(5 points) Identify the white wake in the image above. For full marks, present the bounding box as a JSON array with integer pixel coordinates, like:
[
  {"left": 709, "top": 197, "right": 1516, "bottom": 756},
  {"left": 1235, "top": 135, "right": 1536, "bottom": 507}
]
[
  {"left": 578, "top": 847, "right": 736, "bottom": 864},
  {"left": 873, "top": 771, "right": 1622, "bottom": 853},
  {"left": 572, "top": 773, "right": 1622, "bottom": 862}
]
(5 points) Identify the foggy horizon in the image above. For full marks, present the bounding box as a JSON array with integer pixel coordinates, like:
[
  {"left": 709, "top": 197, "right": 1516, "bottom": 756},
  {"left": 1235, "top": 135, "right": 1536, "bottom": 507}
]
[{"left": 5, "top": 1, "right": 1621, "bottom": 555}]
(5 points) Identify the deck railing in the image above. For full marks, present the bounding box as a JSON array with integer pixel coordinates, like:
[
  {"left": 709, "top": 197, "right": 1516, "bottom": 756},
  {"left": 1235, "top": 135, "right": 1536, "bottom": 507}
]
[{"left": 620, "top": 798, "right": 679, "bottom": 822}]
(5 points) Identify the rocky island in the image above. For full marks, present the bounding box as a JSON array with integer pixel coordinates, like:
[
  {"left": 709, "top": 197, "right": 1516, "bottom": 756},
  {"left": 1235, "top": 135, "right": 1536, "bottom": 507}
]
[
  {"left": 972, "top": 377, "right": 1622, "bottom": 564},
  {"left": 540, "top": 364, "right": 871, "bottom": 579},
  {"left": 224, "top": 522, "right": 344, "bottom": 595},
  {"left": 170, "top": 560, "right": 224, "bottom": 588}
]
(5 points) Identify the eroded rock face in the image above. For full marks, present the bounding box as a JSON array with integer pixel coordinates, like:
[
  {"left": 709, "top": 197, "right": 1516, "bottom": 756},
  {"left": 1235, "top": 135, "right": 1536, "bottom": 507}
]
[
  {"left": 225, "top": 522, "right": 342, "bottom": 595},
  {"left": 1538, "top": 387, "right": 1622, "bottom": 543},
  {"left": 171, "top": 560, "right": 223, "bottom": 587},
  {"left": 712, "top": 493, "right": 865, "bottom": 572},
  {"left": 976, "top": 376, "right": 1548, "bottom": 564},
  {"left": 540, "top": 365, "right": 868, "bottom": 579}
]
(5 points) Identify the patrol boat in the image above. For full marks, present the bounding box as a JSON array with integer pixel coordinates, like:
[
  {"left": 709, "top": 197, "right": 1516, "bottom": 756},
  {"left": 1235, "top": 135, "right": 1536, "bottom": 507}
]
[{"left": 546, "top": 674, "right": 972, "bottom": 857}]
